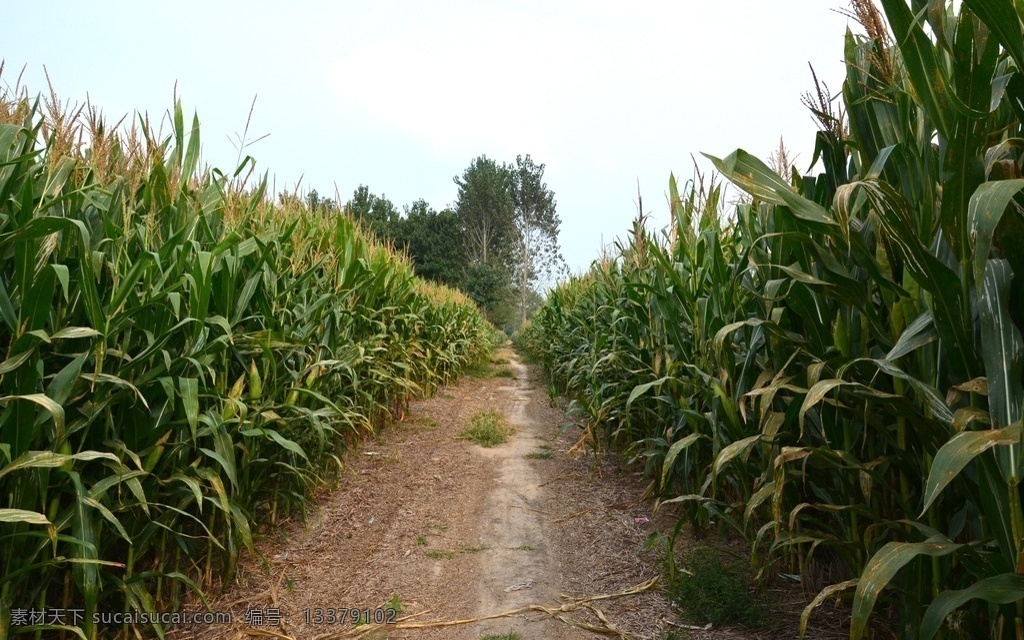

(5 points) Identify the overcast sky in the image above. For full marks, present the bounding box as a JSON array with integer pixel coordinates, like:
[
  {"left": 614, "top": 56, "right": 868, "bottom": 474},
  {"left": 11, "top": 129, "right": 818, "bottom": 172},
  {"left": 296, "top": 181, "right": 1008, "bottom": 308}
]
[{"left": 4, "top": 1, "right": 855, "bottom": 273}]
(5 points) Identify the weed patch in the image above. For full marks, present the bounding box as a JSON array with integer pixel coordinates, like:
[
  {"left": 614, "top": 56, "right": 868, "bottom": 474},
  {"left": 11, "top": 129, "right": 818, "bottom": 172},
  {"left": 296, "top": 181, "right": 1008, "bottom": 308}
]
[
  {"left": 460, "top": 411, "right": 513, "bottom": 447},
  {"left": 671, "top": 545, "right": 763, "bottom": 626},
  {"left": 464, "top": 360, "right": 493, "bottom": 378}
]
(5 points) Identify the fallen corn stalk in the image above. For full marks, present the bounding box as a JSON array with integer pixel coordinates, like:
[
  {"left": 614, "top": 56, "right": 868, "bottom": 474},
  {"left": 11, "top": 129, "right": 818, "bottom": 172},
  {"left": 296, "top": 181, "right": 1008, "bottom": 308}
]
[{"left": 317, "top": 576, "right": 660, "bottom": 639}]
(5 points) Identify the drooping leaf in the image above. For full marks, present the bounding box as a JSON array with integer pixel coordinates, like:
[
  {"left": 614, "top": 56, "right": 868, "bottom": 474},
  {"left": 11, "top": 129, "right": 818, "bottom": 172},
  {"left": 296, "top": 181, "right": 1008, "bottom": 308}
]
[
  {"left": 852, "top": 538, "right": 963, "bottom": 640},
  {"left": 920, "top": 423, "right": 1019, "bottom": 515},
  {"left": 920, "top": 573, "right": 1024, "bottom": 639}
]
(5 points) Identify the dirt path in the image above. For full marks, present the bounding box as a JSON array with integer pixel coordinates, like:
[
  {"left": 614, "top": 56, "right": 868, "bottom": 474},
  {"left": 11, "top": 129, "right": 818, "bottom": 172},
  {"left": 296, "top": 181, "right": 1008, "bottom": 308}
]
[
  {"left": 170, "top": 348, "right": 673, "bottom": 640},
  {"left": 470, "top": 358, "right": 564, "bottom": 638}
]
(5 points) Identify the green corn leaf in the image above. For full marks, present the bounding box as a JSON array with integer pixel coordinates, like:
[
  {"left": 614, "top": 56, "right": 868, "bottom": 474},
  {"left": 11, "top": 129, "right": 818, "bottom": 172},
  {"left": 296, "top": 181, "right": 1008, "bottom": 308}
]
[
  {"left": 233, "top": 272, "right": 262, "bottom": 325},
  {"left": 0, "top": 215, "right": 90, "bottom": 248},
  {"left": 920, "top": 573, "right": 1024, "bottom": 639},
  {"left": 195, "top": 466, "right": 230, "bottom": 515},
  {"left": 77, "top": 245, "right": 105, "bottom": 333},
  {"left": 171, "top": 473, "right": 205, "bottom": 513},
  {"left": 920, "top": 423, "right": 1019, "bottom": 515},
  {"left": 178, "top": 377, "right": 199, "bottom": 438},
  {"left": 799, "top": 379, "right": 848, "bottom": 436},
  {"left": 837, "top": 180, "right": 973, "bottom": 377},
  {"left": 162, "top": 571, "right": 211, "bottom": 609},
  {"left": 661, "top": 432, "right": 703, "bottom": 489},
  {"left": 120, "top": 579, "right": 164, "bottom": 640},
  {"left": 85, "top": 373, "right": 150, "bottom": 410},
  {"left": 0, "top": 450, "right": 121, "bottom": 480},
  {"left": 626, "top": 376, "right": 671, "bottom": 407},
  {"left": 0, "top": 393, "right": 65, "bottom": 439},
  {"left": 744, "top": 480, "right": 776, "bottom": 525},
  {"left": 172, "top": 100, "right": 185, "bottom": 165},
  {"left": 109, "top": 251, "right": 153, "bottom": 314},
  {"left": 21, "top": 255, "right": 56, "bottom": 331},
  {"left": 45, "top": 352, "right": 87, "bottom": 407},
  {"left": 704, "top": 150, "right": 836, "bottom": 228},
  {"left": 211, "top": 421, "right": 238, "bottom": 490},
  {"left": 886, "top": 311, "right": 937, "bottom": 361},
  {"left": 713, "top": 434, "right": 761, "bottom": 477},
  {"left": 82, "top": 495, "right": 131, "bottom": 544},
  {"left": 852, "top": 538, "right": 963, "bottom": 640},
  {"left": 979, "top": 260, "right": 1024, "bottom": 429},
  {"left": 88, "top": 469, "right": 149, "bottom": 509},
  {"left": 0, "top": 508, "right": 58, "bottom": 546},
  {"left": 978, "top": 259, "right": 1024, "bottom": 479},
  {"left": 879, "top": 0, "right": 951, "bottom": 136},
  {"left": 0, "top": 508, "right": 53, "bottom": 526},
  {"left": 41, "top": 156, "right": 75, "bottom": 201},
  {"left": 961, "top": 0, "right": 1024, "bottom": 70},
  {"left": 240, "top": 428, "right": 308, "bottom": 460},
  {"left": 199, "top": 447, "right": 236, "bottom": 491},
  {"left": 0, "top": 275, "right": 16, "bottom": 332},
  {"left": 0, "top": 341, "right": 41, "bottom": 375},
  {"left": 969, "top": 179, "right": 1024, "bottom": 289},
  {"left": 52, "top": 263, "right": 70, "bottom": 301},
  {"left": 184, "top": 112, "right": 202, "bottom": 180},
  {"left": 856, "top": 357, "right": 955, "bottom": 425},
  {"left": 50, "top": 327, "right": 101, "bottom": 341},
  {"left": 68, "top": 471, "right": 99, "bottom": 638},
  {"left": 0, "top": 122, "right": 24, "bottom": 166}
]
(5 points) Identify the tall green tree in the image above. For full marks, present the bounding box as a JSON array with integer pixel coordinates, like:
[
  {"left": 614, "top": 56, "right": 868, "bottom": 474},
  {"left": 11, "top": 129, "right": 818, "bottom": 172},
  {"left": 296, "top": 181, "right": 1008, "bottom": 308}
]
[
  {"left": 454, "top": 155, "right": 515, "bottom": 268},
  {"left": 509, "top": 154, "right": 565, "bottom": 324},
  {"left": 345, "top": 185, "right": 399, "bottom": 240},
  {"left": 453, "top": 155, "right": 516, "bottom": 315},
  {"left": 305, "top": 188, "right": 339, "bottom": 214},
  {"left": 391, "top": 199, "right": 466, "bottom": 288}
]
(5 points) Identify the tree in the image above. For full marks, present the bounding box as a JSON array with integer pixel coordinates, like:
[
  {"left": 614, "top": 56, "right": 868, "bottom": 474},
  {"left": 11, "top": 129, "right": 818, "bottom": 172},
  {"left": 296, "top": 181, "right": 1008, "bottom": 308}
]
[
  {"left": 509, "top": 154, "right": 566, "bottom": 325},
  {"left": 453, "top": 156, "right": 515, "bottom": 268},
  {"left": 391, "top": 200, "right": 466, "bottom": 288},
  {"left": 345, "top": 185, "right": 399, "bottom": 241},
  {"left": 305, "top": 189, "right": 338, "bottom": 214},
  {"left": 453, "top": 156, "right": 519, "bottom": 319},
  {"left": 463, "top": 262, "right": 512, "bottom": 320}
]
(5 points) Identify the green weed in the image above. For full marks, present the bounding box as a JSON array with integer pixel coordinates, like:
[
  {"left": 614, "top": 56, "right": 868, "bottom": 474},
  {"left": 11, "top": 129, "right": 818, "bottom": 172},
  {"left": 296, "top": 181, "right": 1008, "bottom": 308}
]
[
  {"left": 425, "top": 550, "right": 455, "bottom": 560},
  {"left": 459, "top": 411, "right": 513, "bottom": 447}
]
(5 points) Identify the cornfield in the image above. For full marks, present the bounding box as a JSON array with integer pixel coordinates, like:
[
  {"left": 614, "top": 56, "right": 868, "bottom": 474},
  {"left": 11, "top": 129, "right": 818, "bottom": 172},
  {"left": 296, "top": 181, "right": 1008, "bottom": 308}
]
[
  {"left": 0, "top": 79, "right": 494, "bottom": 638},
  {"left": 517, "top": 1, "right": 1024, "bottom": 637}
]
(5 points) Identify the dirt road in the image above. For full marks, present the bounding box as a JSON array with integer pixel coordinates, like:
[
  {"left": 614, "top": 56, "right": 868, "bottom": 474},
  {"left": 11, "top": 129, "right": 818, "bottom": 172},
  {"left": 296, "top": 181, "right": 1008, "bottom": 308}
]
[{"left": 171, "top": 349, "right": 672, "bottom": 640}]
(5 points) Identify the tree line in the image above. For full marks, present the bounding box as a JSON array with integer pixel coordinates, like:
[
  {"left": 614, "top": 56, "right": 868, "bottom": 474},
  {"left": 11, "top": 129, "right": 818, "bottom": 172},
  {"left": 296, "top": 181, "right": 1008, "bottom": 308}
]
[{"left": 304, "top": 154, "right": 566, "bottom": 332}]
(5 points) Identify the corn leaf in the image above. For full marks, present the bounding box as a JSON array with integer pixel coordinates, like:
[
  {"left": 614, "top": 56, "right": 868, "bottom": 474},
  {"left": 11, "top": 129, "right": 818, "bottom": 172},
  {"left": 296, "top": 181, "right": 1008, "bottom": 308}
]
[
  {"left": 920, "top": 573, "right": 1024, "bottom": 640},
  {"left": 852, "top": 538, "right": 963, "bottom": 640},
  {"left": 921, "top": 423, "right": 1019, "bottom": 515}
]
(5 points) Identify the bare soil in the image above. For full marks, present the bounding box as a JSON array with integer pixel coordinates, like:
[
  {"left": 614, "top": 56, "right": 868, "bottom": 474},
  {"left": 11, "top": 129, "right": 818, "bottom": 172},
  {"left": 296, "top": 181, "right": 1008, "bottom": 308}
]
[{"left": 168, "top": 348, "right": 838, "bottom": 640}]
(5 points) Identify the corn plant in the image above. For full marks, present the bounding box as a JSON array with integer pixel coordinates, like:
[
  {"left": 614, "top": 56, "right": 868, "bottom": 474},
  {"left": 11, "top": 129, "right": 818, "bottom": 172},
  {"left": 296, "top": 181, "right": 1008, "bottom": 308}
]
[
  {"left": 518, "top": 1, "right": 1024, "bottom": 636},
  {"left": 0, "top": 78, "right": 492, "bottom": 639}
]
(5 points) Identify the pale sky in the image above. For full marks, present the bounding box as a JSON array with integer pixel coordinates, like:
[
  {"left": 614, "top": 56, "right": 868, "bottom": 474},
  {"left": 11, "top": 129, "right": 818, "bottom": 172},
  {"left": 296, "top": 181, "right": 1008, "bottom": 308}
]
[{"left": 4, "top": 1, "right": 854, "bottom": 273}]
